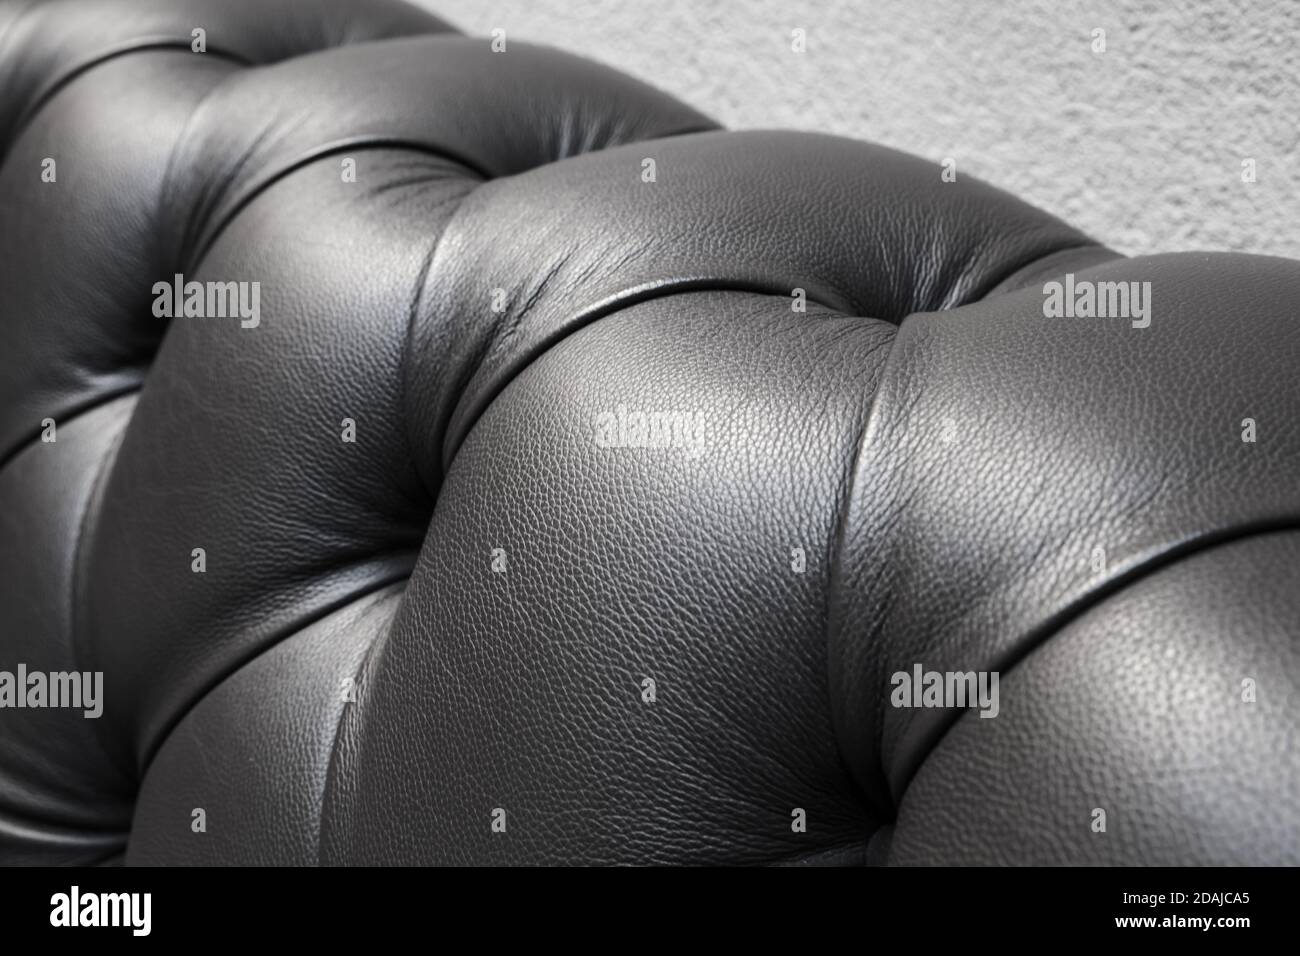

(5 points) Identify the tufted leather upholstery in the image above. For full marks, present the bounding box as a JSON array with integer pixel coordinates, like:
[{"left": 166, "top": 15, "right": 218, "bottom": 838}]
[{"left": 1, "top": 0, "right": 1296, "bottom": 867}]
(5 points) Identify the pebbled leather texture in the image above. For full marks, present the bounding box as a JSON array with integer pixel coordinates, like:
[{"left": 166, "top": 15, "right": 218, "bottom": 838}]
[{"left": 0, "top": 0, "right": 1295, "bottom": 866}]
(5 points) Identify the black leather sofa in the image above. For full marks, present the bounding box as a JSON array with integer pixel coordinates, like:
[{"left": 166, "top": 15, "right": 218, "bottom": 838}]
[{"left": 1, "top": 0, "right": 1296, "bottom": 866}]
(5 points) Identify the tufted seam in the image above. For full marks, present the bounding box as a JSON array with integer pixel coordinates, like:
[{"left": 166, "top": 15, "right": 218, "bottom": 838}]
[
  {"left": 439, "top": 276, "right": 854, "bottom": 474},
  {"left": 0, "top": 395, "right": 137, "bottom": 858},
  {"left": 135, "top": 557, "right": 420, "bottom": 781},
  {"left": 67, "top": 395, "right": 138, "bottom": 788},
  {"left": 1, "top": 42, "right": 251, "bottom": 168},
  {"left": 0, "top": 380, "right": 146, "bottom": 474},
  {"left": 975, "top": 241, "right": 1126, "bottom": 301},
  {"left": 181, "top": 140, "right": 489, "bottom": 277},
  {"left": 825, "top": 322, "right": 904, "bottom": 818},
  {"left": 820, "top": 321, "right": 901, "bottom": 818},
  {"left": 314, "top": 582, "right": 407, "bottom": 865},
  {"left": 822, "top": 241, "right": 1124, "bottom": 812},
  {"left": 885, "top": 514, "right": 1300, "bottom": 810},
  {"left": 399, "top": 202, "right": 473, "bottom": 501}
]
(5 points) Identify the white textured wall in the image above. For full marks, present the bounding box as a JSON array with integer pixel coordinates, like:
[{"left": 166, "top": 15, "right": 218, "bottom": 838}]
[{"left": 417, "top": 0, "right": 1299, "bottom": 259}]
